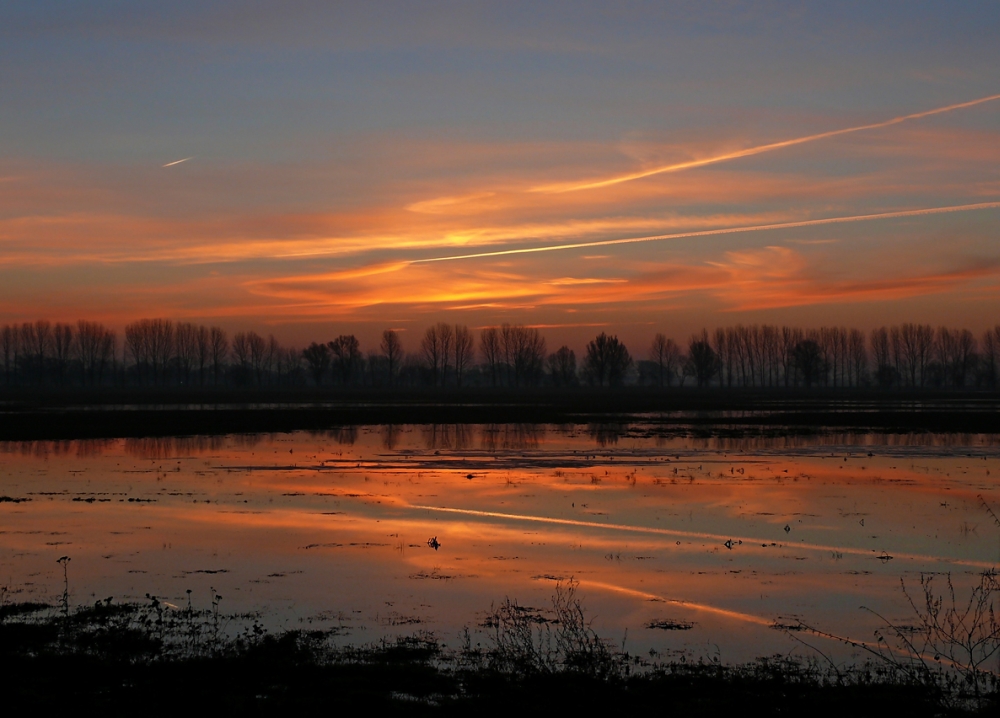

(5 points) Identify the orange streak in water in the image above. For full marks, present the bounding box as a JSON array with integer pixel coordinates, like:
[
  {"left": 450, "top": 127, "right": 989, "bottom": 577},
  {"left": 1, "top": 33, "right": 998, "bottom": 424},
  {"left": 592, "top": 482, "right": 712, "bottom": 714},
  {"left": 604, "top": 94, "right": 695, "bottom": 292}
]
[
  {"left": 579, "top": 580, "right": 775, "bottom": 626},
  {"left": 407, "top": 503, "right": 996, "bottom": 569}
]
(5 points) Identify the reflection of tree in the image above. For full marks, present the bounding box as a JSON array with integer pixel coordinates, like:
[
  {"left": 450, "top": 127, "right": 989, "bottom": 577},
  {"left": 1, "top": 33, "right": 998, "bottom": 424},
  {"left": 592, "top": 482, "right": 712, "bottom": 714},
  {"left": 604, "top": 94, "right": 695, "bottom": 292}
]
[
  {"left": 421, "top": 424, "right": 474, "bottom": 450},
  {"left": 124, "top": 435, "right": 228, "bottom": 459},
  {"left": 381, "top": 424, "right": 402, "bottom": 450},
  {"left": 480, "top": 424, "right": 545, "bottom": 452},
  {"left": 73, "top": 439, "right": 116, "bottom": 458},
  {"left": 327, "top": 426, "right": 358, "bottom": 446},
  {"left": 588, "top": 423, "right": 625, "bottom": 447}
]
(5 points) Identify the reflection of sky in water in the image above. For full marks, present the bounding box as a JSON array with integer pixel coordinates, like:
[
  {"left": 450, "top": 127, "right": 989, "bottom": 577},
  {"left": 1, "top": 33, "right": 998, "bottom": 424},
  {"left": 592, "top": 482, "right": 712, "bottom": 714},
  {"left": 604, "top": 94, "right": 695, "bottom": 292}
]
[{"left": 2, "top": 425, "right": 999, "bottom": 664}]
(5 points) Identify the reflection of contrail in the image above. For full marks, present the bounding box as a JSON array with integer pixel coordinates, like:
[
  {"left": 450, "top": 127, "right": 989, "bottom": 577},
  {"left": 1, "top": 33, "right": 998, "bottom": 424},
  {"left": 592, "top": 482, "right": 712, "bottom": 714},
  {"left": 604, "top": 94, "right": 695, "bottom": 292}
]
[
  {"left": 412, "top": 201, "right": 1000, "bottom": 264},
  {"left": 580, "top": 581, "right": 774, "bottom": 626},
  {"left": 535, "top": 93, "right": 1000, "bottom": 193},
  {"left": 408, "top": 503, "right": 996, "bottom": 569},
  {"left": 162, "top": 157, "right": 194, "bottom": 168}
]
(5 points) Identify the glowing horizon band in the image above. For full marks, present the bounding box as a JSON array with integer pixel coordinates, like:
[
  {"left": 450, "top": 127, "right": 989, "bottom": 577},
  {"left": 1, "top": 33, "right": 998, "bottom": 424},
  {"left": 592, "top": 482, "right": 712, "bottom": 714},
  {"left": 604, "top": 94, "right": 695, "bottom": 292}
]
[
  {"left": 411, "top": 201, "right": 1000, "bottom": 264},
  {"left": 535, "top": 92, "right": 1000, "bottom": 192}
]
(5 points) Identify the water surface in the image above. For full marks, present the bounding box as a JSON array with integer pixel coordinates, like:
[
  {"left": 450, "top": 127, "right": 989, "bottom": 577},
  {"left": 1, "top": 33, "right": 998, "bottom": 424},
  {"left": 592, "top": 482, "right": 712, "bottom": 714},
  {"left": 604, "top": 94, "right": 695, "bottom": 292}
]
[{"left": 2, "top": 424, "right": 999, "bottom": 663}]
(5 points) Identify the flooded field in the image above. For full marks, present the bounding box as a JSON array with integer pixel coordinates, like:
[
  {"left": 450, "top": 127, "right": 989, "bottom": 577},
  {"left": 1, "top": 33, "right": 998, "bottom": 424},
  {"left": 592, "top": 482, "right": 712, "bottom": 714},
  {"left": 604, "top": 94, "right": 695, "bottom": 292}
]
[{"left": 2, "top": 424, "right": 999, "bottom": 664}]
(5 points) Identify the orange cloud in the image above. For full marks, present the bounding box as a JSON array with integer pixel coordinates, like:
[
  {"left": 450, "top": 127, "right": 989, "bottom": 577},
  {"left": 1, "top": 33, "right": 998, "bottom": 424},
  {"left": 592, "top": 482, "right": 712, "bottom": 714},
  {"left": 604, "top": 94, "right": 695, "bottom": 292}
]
[{"left": 531, "top": 92, "right": 1000, "bottom": 193}]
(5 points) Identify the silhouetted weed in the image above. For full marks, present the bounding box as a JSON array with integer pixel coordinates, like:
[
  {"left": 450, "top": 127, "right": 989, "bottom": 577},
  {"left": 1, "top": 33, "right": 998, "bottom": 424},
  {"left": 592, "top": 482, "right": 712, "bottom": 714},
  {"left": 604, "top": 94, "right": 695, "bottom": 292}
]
[{"left": 0, "top": 580, "right": 995, "bottom": 715}]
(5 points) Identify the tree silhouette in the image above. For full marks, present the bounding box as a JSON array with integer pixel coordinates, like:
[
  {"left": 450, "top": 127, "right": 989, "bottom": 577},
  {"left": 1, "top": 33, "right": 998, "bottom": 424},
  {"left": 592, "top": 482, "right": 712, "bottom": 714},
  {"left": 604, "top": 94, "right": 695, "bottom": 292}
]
[
  {"left": 791, "top": 339, "right": 825, "bottom": 388},
  {"left": 421, "top": 325, "right": 443, "bottom": 387},
  {"left": 870, "top": 327, "right": 894, "bottom": 388},
  {"left": 209, "top": 327, "right": 228, "bottom": 386},
  {"left": 52, "top": 323, "right": 73, "bottom": 387},
  {"left": 302, "top": 342, "right": 331, "bottom": 386},
  {"left": 195, "top": 325, "right": 210, "bottom": 386},
  {"left": 453, "top": 324, "right": 474, "bottom": 387},
  {"left": 584, "top": 333, "right": 631, "bottom": 387},
  {"left": 548, "top": 346, "right": 577, "bottom": 387},
  {"left": 231, "top": 331, "right": 253, "bottom": 385},
  {"left": 1, "top": 325, "right": 15, "bottom": 386},
  {"left": 479, "top": 327, "right": 501, "bottom": 387},
  {"left": 175, "top": 323, "right": 197, "bottom": 385},
  {"left": 684, "top": 331, "right": 718, "bottom": 387},
  {"left": 328, "top": 334, "right": 361, "bottom": 385},
  {"left": 380, "top": 329, "right": 403, "bottom": 387},
  {"left": 649, "top": 333, "right": 680, "bottom": 387}
]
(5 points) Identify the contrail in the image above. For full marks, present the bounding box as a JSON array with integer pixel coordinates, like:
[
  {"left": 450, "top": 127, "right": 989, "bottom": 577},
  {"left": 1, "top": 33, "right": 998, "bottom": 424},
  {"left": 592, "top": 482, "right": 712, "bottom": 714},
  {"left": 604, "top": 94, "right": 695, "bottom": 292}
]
[
  {"left": 534, "top": 93, "right": 1000, "bottom": 193},
  {"left": 162, "top": 157, "right": 194, "bottom": 168},
  {"left": 411, "top": 201, "right": 1000, "bottom": 264}
]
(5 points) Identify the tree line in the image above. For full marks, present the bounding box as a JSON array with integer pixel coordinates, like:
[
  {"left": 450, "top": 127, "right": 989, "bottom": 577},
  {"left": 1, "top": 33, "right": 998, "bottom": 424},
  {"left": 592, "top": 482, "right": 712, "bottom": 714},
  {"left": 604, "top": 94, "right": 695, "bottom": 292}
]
[{"left": 2, "top": 318, "right": 999, "bottom": 391}]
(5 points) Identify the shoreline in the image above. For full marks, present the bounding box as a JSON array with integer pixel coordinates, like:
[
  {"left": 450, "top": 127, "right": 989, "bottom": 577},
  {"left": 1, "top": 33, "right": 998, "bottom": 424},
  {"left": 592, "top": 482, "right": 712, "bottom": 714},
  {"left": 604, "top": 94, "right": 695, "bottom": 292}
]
[{"left": 3, "top": 388, "right": 1000, "bottom": 440}]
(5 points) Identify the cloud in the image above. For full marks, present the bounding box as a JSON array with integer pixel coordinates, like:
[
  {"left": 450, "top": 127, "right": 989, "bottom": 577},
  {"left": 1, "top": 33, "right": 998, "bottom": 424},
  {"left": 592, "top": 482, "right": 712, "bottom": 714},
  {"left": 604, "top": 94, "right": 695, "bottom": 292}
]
[
  {"left": 413, "top": 202, "right": 1000, "bottom": 264},
  {"left": 531, "top": 93, "right": 1000, "bottom": 193}
]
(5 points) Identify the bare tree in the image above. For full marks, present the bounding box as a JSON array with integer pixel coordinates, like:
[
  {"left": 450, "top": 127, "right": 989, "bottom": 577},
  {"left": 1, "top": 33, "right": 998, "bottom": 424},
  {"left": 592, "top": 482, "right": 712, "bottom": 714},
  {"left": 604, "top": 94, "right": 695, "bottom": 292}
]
[
  {"left": 436, "top": 323, "right": 454, "bottom": 386},
  {"left": 684, "top": 331, "right": 718, "bottom": 388},
  {"left": 302, "top": 342, "right": 331, "bottom": 386},
  {"left": 1, "top": 324, "right": 16, "bottom": 386},
  {"left": 511, "top": 325, "right": 546, "bottom": 386},
  {"left": 247, "top": 331, "right": 267, "bottom": 385},
  {"left": 265, "top": 335, "right": 281, "bottom": 386},
  {"left": 421, "top": 325, "right": 444, "bottom": 387},
  {"left": 780, "top": 326, "right": 802, "bottom": 387},
  {"left": 584, "top": 332, "right": 631, "bottom": 387},
  {"left": 76, "top": 320, "right": 103, "bottom": 386},
  {"left": 547, "top": 346, "right": 577, "bottom": 387},
  {"left": 453, "top": 324, "right": 474, "bottom": 387},
  {"left": 125, "top": 321, "right": 149, "bottom": 385},
  {"left": 282, "top": 347, "right": 302, "bottom": 385},
  {"left": 231, "top": 331, "right": 251, "bottom": 383},
  {"left": 124, "top": 319, "right": 173, "bottom": 385},
  {"left": 981, "top": 327, "right": 1000, "bottom": 388},
  {"left": 51, "top": 323, "right": 73, "bottom": 387},
  {"left": 380, "top": 329, "right": 403, "bottom": 387},
  {"left": 195, "top": 325, "right": 210, "bottom": 386},
  {"left": 20, "top": 320, "right": 50, "bottom": 384},
  {"left": 848, "top": 328, "right": 867, "bottom": 386},
  {"left": 951, "top": 329, "right": 979, "bottom": 387},
  {"left": 329, "top": 334, "right": 361, "bottom": 385},
  {"left": 174, "top": 322, "right": 198, "bottom": 385},
  {"left": 209, "top": 327, "right": 228, "bottom": 386},
  {"left": 98, "top": 326, "right": 116, "bottom": 387},
  {"left": 649, "top": 333, "right": 681, "bottom": 387},
  {"left": 791, "top": 339, "right": 825, "bottom": 388},
  {"left": 148, "top": 319, "right": 174, "bottom": 385},
  {"left": 480, "top": 327, "right": 502, "bottom": 387},
  {"left": 713, "top": 328, "right": 732, "bottom": 387},
  {"left": 871, "top": 327, "right": 896, "bottom": 387}
]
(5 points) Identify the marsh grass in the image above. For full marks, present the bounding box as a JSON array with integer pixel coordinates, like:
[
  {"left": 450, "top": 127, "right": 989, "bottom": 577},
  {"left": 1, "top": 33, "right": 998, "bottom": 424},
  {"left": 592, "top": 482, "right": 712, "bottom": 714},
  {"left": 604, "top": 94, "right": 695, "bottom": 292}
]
[
  {"left": 795, "top": 570, "right": 1000, "bottom": 713},
  {"left": 0, "top": 580, "right": 996, "bottom": 714}
]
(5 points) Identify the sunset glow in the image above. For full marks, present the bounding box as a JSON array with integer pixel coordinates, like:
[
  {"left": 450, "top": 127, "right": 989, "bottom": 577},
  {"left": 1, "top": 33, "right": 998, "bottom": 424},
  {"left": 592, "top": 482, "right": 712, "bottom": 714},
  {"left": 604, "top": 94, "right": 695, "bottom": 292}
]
[{"left": 2, "top": 3, "right": 999, "bottom": 351}]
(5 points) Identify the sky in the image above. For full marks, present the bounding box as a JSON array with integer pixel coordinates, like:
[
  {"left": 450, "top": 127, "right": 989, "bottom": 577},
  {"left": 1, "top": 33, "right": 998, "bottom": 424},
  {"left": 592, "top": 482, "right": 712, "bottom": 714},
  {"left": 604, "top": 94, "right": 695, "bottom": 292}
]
[{"left": 2, "top": 1, "right": 1000, "bottom": 353}]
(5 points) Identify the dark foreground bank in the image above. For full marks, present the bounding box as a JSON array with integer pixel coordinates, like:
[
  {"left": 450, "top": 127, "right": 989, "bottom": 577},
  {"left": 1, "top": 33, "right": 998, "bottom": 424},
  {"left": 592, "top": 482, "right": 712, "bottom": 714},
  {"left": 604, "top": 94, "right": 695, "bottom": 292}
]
[
  {"left": 2, "top": 591, "right": 995, "bottom": 716},
  {"left": 3, "top": 387, "right": 1000, "bottom": 440}
]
